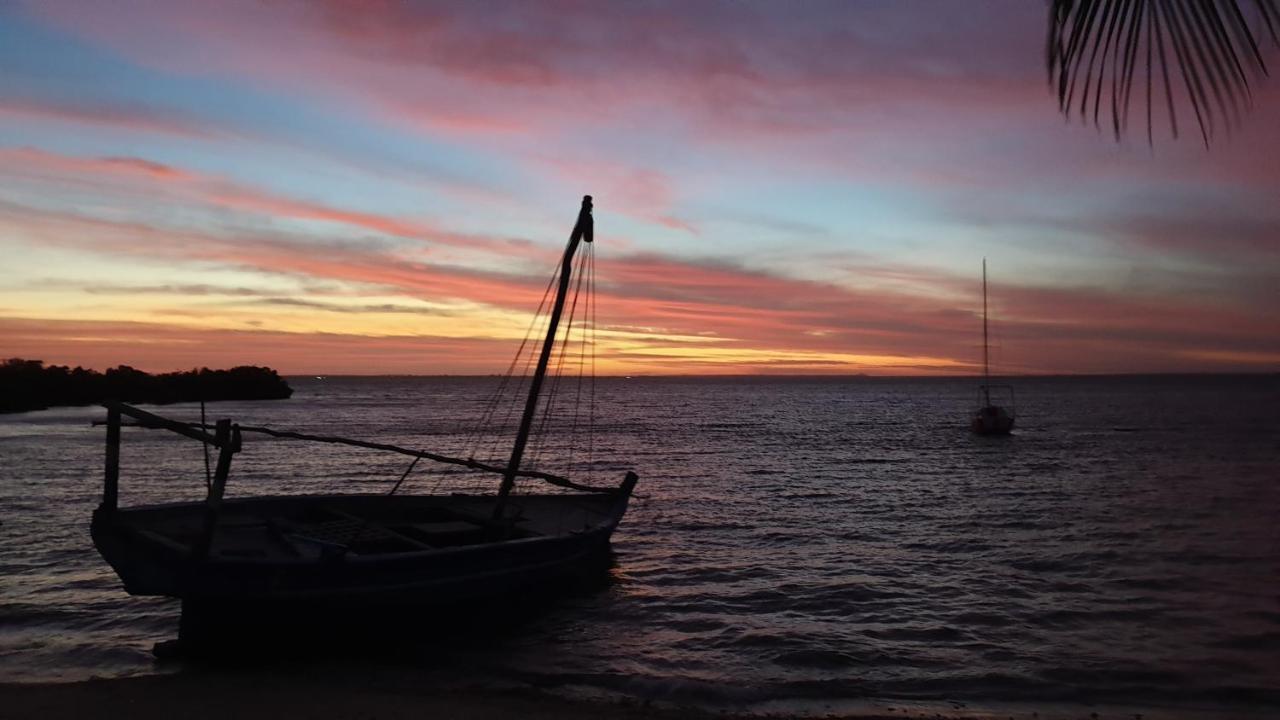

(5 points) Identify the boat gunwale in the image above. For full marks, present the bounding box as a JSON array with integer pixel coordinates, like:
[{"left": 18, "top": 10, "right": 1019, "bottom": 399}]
[{"left": 96, "top": 492, "right": 625, "bottom": 567}]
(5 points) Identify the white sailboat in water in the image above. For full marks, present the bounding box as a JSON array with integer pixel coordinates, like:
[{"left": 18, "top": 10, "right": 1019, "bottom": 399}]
[{"left": 971, "top": 259, "right": 1015, "bottom": 435}]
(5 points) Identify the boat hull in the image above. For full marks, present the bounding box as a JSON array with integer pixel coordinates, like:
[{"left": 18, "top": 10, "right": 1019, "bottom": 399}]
[
  {"left": 91, "top": 491, "right": 632, "bottom": 608},
  {"left": 971, "top": 405, "right": 1015, "bottom": 435}
]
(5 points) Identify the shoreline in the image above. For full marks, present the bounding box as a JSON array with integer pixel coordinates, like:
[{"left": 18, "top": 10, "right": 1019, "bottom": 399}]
[
  {"left": 0, "top": 360, "right": 292, "bottom": 414},
  {"left": 0, "top": 671, "right": 955, "bottom": 720},
  {"left": 1, "top": 669, "right": 1260, "bottom": 720}
]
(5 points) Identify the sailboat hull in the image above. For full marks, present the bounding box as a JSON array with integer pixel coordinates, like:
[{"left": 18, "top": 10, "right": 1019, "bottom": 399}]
[
  {"left": 91, "top": 491, "right": 633, "bottom": 608},
  {"left": 971, "top": 405, "right": 1015, "bottom": 435}
]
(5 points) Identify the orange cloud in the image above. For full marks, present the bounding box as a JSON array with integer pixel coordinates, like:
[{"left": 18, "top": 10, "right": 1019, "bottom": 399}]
[{"left": 0, "top": 316, "right": 515, "bottom": 375}]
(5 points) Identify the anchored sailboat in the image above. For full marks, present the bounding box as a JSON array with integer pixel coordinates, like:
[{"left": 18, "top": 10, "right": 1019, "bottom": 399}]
[
  {"left": 971, "top": 259, "right": 1015, "bottom": 435},
  {"left": 90, "top": 196, "right": 638, "bottom": 638}
]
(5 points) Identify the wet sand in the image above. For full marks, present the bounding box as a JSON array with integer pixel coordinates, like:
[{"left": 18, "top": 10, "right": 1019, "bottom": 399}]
[{"left": 0, "top": 671, "right": 992, "bottom": 720}]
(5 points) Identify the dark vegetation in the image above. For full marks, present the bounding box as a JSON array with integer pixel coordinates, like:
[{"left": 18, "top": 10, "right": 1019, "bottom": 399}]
[
  {"left": 1048, "top": 0, "right": 1279, "bottom": 146},
  {"left": 0, "top": 359, "right": 293, "bottom": 414}
]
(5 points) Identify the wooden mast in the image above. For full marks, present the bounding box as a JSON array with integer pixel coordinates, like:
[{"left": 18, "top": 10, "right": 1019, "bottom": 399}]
[
  {"left": 982, "top": 258, "right": 990, "bottom": 407},
  {"left": 493, "top": 195, "right": 594, "bottom": 520}
]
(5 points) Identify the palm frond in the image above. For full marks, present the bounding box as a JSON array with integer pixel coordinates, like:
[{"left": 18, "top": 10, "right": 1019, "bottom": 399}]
[{"left": 1048, "top": 0, "right": 1280, "bottom": 146}]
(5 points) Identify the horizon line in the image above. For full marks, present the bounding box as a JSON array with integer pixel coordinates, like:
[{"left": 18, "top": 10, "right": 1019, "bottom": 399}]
[{"left": 287, "top": 370, "right": 1278, "bottom": 379}]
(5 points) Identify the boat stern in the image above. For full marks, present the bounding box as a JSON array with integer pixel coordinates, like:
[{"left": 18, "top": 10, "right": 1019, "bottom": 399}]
[{"left": 91, "top": 506, "right": 190, "bottom": 597}]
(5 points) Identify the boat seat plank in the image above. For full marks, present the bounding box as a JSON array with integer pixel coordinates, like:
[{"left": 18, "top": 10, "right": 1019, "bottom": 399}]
[
  {"left": 274, "top": 515, "right": 434, "bottom": 554},
  {"left": 405, "top": 520, "right": 479, "bottom": 535},
  {"left": 135, "top": 528, "right": 191, "bottom": 554}
]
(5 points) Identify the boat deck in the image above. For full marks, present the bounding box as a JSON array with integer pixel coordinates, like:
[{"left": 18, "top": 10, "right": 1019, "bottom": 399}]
[{"left": 116, "top": 493, "right": 618, "bottom": 562}]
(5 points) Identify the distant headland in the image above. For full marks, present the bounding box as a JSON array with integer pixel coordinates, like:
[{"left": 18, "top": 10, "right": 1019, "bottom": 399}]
[{"left": 0, "top": 359, "right": 293, "bottom": 414}]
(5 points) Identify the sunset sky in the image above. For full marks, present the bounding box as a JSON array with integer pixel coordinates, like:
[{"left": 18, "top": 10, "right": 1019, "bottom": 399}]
[{"left": 2, "top": 0, "right": 1277, "bottom": 375}]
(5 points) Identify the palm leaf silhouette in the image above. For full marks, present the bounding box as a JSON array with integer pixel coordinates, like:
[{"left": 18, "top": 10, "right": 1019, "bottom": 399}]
[{"left": 1048, "top": 0, "right": 1280, "bottom": 145}]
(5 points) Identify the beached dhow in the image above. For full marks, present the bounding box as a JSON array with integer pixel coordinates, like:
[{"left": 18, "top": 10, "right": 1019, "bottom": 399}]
[{"left": 91, "top": 196, "right": 637, "bottom": 632}]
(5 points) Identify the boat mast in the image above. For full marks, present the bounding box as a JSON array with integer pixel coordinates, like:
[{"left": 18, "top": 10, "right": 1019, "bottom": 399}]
[
  {"left": 493, "top": 195, "right": 594, "bottom": 520},
  {"left": 982, "top": 257, "right": 990, "bottom": 407}
]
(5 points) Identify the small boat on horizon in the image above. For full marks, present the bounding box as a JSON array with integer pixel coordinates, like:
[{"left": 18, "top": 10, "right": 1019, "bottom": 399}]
[
  {"left": 90, "top": 196, "right": 639, "bottom": 644},
  {"left": 971, "top": 258, "right": 1015, "bottom": 436}
]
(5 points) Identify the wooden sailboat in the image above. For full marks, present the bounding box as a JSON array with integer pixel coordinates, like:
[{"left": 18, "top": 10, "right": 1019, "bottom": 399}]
[
  {"left": 90, "top": 196, "right": 638, "bottom": 638},
  {"left": 970, "top": 259, "right": 1015, "bottom": 435}
]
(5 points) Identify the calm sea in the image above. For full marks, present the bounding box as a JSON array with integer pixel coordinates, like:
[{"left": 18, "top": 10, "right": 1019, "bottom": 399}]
[{"left": 2, "top": 375, "right": 1277, "bottom": 717}]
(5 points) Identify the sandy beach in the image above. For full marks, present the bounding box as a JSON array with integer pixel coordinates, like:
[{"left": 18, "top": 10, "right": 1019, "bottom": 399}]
[
  {"left": 0, "top": 673, "right": 699, "bottom": 720},
  {"left": 0, "top": 671, "right": 992, "bottom": 720}
]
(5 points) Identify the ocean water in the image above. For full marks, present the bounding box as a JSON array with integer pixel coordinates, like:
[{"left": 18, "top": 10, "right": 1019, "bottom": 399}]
[{"left": 1, "top": 375, "right": 1278, "bottom": 716}]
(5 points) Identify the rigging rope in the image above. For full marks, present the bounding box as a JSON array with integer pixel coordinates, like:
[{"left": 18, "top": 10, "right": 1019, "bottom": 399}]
[
  {"left": 393, "top": 269, "right": 561, "bottom": 498},
  {"left": 529, "top": 245, "right": 589, "bottom": 468},
  {"left": 200, "top": 399, "right": 211, "bottom": 491},
  {"left": 588, "top": 243, "right": 597, "bottom": 483},
  {"left": 463, "top": 267, "right": 560, "bottom": 459},
  {"left": 430, "top": 212, "right": 599, "bottom": 500},
  {"left": 387, "top": 455, "right": 422, "bottom": 496},
  {"left": 486, "top": 303, "right": 552, "bottom": 463},
  {"left": 565, "top": 242, "right": 594, "bottom": 476}
]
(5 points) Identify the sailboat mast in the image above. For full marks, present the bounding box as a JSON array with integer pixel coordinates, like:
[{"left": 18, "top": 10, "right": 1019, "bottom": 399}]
[
  {"left": 982, "top": 258, "right": 990, "bottom": 406},
  {"left": 493, "top": 196, "right": 594, "bottom": 520}
]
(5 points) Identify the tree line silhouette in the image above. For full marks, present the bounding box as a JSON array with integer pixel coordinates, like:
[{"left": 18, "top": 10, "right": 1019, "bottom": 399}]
[{"left": 0, "top": 359, "right": 293, "bottom": 414}]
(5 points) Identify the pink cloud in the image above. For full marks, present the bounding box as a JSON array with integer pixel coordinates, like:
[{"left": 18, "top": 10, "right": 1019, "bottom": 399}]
[
  {"left": 5, "top": 174, "right": 1278, "bottom": 376},
  {"left": 0, "top": 97, "right": 215, "bottom": 137},
  {"left": 23, "top": 0, "right": 1278, "bottom": 217},
  {"left": 17, "top": 1, "right": 1047, "bottom": 145},
  {"left": 0, "top": 147, "right": 535, "bottom": 256},
  {"left": 535, "top": 157, "right": 696, "bottom": 233},
  {"left": 6, "top": 187, "right": 1278, "bottom": 374},
  {"left": 6, "top": 2, "right": 1278, "bottom": 374}
]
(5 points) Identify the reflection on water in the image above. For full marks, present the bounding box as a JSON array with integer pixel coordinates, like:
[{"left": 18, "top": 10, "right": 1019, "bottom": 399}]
[{"left": 2, "top": 375, "right": 1277, "bottom": 714}]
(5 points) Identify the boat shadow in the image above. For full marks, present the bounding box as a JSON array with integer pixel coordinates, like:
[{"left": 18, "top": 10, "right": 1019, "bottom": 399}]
[{"left": 158, "top": 553, "right": 622, "bottom": 667}]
